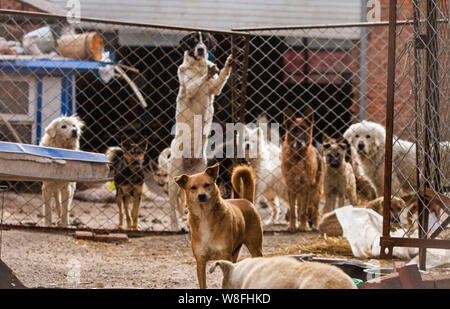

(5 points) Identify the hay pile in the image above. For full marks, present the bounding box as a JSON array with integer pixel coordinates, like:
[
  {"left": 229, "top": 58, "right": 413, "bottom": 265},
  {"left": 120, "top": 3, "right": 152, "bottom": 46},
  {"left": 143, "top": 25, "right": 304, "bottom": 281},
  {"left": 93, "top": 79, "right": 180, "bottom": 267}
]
[
  {"left": 266, "top": 235, "right": 353, "bottom": 258},
  {"left": 298, "top": 236, "right": 353, "bottom": 256}
]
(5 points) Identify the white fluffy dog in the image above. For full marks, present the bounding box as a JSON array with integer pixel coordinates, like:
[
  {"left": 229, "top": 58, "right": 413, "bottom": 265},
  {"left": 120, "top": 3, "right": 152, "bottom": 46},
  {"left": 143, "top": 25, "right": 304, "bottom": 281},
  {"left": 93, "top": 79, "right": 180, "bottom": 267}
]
[
  {"left": 343, "top": 120, "right": 416, "bottom": 197},
  {"left": 242, "top": 125, "right": 288, "bottom": 225},
  {"left": 167, "top": 32, "right": 233, "bottom": 231},
  {"left": 210, "top": 256, "right": 356, "bottom": 289},
  {"left": 40, "top": 115, "right": 84, "bottom": 227}
]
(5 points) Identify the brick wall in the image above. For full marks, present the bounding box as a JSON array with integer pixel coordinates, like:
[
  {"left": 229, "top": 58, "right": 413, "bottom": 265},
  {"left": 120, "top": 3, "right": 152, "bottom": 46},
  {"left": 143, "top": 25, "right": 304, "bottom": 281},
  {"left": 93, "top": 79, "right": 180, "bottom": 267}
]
[
  {"left": 0, "top": 0, "right": 40, "bottom": 12},
  {"left": 364, "top": 0, "right": 416, "bottom": 139}
]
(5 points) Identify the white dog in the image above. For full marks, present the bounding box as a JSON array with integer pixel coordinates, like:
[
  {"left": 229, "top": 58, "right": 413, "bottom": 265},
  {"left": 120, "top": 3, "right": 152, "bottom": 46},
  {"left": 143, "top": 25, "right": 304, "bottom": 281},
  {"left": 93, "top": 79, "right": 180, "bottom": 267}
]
[
  {"left": 343, "top": 120, "right": 416, "bottom": 197},
  {"left": 210, "top": 256, "right": 356, "bottom": 289},
  {"left": 168, "top": 32, "right": 232, "bottom": 230},
  {"left": 242, "top": 125, "right": 288, "bottom": 225},
  {"left": 40, "top": 115, "right": 84, "bottom": 227}
]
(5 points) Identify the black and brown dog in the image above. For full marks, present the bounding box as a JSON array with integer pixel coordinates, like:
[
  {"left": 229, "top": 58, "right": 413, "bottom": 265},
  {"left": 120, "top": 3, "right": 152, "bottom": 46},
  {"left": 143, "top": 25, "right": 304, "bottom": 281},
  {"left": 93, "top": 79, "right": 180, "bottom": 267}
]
[{"left": 106, "top": 138, "right": 148, "bottom": 230}]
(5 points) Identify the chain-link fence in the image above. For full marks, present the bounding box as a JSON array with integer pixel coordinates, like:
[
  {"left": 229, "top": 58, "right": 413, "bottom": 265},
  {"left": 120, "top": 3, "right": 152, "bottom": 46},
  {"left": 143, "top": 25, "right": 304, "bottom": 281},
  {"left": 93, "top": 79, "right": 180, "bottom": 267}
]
[
  {"left": 232, "top": 22, "right": 409, "bottom": 230},
  {"left": 380, "top": 0, "right": 449, "bottom": 267},
  {"left": 0, "top": 10, "right": 248, "bottom": 232},
  {"left": 0, "top": 6, "right": 448, "bottom": 244}
]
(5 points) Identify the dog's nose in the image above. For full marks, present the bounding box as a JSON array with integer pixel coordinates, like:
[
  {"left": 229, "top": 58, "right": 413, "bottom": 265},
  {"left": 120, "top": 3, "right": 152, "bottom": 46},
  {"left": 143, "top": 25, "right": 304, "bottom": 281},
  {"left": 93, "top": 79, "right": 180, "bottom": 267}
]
[
  {"left": 197, "top": 47, "right": 204, "bottom": 56},
  {"left": 197, "top": 193, "right": 208, "bottom": 202},
  {"left": 358, "top": 142, "right": 364, "bottom": 151},
  {"left": 245, "top": 143, "right": 250, "bottom": 150},
  {"left": 131, "top": 159, "right": 141, "bottom": 166},
  {"left": 71, "top": 129, "right": 78, "bottom": 137}
]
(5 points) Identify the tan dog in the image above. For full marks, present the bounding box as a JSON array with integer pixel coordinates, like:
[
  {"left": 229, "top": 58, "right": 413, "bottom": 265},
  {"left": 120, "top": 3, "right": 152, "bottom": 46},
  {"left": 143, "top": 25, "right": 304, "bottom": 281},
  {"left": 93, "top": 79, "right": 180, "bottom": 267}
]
[
  {"left": 323, "top": 141, "right": 357, "bottom": 212},
  {"left": 281, "top": 108, "right": 324, "bottom": 232},
  {"left": 40, "top": 115, "right": 84, "bottom": 227},
  {"left": 149, "top": 159, "right": 169, "bottom": 194},
  {"left": 174, "top": 164, "right": 263, "bottom": 289},
  {"left": 210, "top": 256, "right": 356, "bottom": 289}
]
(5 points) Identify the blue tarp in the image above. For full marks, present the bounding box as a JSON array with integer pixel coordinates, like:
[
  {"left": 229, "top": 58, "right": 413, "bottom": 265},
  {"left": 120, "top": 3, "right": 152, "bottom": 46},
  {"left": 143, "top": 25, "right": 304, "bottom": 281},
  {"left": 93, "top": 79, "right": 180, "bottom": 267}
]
[
  {"left": 0, "top": 59, "right": 111, "bottom": 76},
  {"left": 0, "top": 141, "right": 110, "bottom": 164}
]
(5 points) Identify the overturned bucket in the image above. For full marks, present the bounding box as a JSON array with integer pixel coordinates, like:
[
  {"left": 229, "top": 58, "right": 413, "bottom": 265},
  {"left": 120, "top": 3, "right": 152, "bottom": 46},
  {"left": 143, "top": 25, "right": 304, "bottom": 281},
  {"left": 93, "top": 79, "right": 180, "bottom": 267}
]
[{"left": 57, "top": 32, "right": 104, "bottom": 61}]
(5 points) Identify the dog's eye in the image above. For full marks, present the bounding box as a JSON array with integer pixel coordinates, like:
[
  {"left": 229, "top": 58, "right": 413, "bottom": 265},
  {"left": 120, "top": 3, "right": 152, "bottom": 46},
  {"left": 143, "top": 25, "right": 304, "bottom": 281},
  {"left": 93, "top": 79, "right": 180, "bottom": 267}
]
[
  {"left": 190, "top": 186, "right": 197, "bottom": 190},
  {"left": 355, "top": 134, "right": 359, "bottom": 138},
  {"left": 61, "top": 125, "right": 67, "bottom": 129},
  {"left": 204, "top": 183, "right": 210, "bottom": 188},
  {"left": 366, "top": 135, "right": 371, "bottom": 138}
]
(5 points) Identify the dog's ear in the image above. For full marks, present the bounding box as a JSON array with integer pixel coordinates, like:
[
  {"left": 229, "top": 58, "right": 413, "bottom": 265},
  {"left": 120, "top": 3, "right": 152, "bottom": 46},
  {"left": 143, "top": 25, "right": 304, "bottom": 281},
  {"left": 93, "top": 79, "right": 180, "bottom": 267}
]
[
  {"left": 203, "top": 33, "right": 217, "bottom": 53},
  {"left": 338, "top": 142, "right": 347, "bottom": 151},
  {"left": 174, "top": 174, "right": 189, "bottom": 189},
  {"left": 45, "top": 124, "right": 57, "bottom": 139},
  {"left": 179, "top": 34, "right": 190, "bottom": 54},
  {"left": 302, "top": 105, "right": 314, "bottom": 127},
  {"left": 120, "top": 136, "right": 131, "bottom": 150},
  {"left": 343, "top": 138, "right": 352, "bottom": 163},
  {"left": 209, "top": 260, "right": 234, "bottom": 276},
  {"left": 71, "top": 115, "right": 85, "bottom": 131},
  {"left": 204, "top": 163, "right": 219, "bottom": 180},
  {"left": 323, "top": 143, "right": 331, "bottom": 150},
  {"left": 149, "top": 159, "right": 159, "bottom": 172},
  {"left": 283, "top": 107, "right": 296, "bottom": 130},
  {"left": 322, "top": 132, "right": 330, "bottom": 143},
  {"left": 139, "top": 140, "right": 148, "bottom": 151}
]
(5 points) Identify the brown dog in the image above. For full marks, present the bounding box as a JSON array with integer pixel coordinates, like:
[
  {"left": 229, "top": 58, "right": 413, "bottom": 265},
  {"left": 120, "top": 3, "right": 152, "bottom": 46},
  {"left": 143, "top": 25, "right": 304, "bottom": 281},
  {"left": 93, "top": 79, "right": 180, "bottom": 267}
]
[
  {"left": 281, "top": 107, "right": 323, "bottom": 232},
  {"left": 174, "top": 163, "right": 263, "bottom": 289},
  {"left": 318, "top": 196, "right": 407, "bottom": 236}
]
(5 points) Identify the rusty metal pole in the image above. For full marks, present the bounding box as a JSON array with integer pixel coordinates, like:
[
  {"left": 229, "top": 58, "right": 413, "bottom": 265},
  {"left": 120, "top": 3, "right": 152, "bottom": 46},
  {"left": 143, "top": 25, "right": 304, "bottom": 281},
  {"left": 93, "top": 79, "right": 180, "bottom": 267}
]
[
  {"left": 231, "top": 35, "right": 237, "bottom": 125},
  {"left": 413, "top": 0, "right": 426, "bottom": 266},
  {"left": 239, "top": 35, "right": 250, "bottom": 124},
  {"left": 380, "top": 0, "right": 397, "bottom": 259},
  {"left": 419, "top": 0, "right": 442, "bottom": 271}
]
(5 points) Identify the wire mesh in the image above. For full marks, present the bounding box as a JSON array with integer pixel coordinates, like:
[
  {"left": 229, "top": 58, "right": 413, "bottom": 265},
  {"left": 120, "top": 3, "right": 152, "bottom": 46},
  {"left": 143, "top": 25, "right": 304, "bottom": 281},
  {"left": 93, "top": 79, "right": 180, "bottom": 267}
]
[
  {"left": 382, "top": 0, "right": 449, "bottom": 255},
  {"left": 0, "top": 6, "right": 447, "bottom": 240},
  {"left": 0, "top": 10, "right": 247, "bottom": 232}
]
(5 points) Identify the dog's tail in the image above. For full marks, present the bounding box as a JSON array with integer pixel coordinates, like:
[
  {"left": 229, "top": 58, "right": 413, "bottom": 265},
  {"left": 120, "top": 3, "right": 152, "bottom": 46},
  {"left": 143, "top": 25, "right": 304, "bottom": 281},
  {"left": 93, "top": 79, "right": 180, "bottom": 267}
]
[
  {"left": 158, "top": 147, "right": 171, "bottom": 172},
  {"left": 231, "top": 165, "right": 255, "bottom": 203},
  {"left": 209, "top": 260, "right": 234, "bottom": 276},
  {"left": 105, "top": 146, "right": 123, "bottom": 166}
]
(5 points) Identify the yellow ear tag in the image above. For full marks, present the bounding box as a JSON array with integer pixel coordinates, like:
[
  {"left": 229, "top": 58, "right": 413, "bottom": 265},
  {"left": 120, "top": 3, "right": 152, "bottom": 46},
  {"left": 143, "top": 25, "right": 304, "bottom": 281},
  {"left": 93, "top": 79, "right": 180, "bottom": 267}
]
[{"left": 106, "top": 182, "right": 116, "bottom": 190}]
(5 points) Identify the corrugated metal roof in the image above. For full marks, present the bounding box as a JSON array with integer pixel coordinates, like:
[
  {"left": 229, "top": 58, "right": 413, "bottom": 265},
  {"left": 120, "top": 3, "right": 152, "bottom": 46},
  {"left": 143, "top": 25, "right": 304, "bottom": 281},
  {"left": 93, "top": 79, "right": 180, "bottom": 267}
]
[
  {"left": 19, "top": 0, "right": 67, "bottom": 14},
  {"left": 48, "top": 0, "right": 361, "bottom": 30}
]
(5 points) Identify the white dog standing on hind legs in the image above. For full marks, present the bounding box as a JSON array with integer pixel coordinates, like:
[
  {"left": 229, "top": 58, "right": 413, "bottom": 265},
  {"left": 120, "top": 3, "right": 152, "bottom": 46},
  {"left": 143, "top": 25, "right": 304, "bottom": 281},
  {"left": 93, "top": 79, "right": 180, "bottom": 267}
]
[
  {"left": 40, "top": 115, "right": 84, "bottom": 227},
  {"left": 168, "top": 31, "right": 233, "bottom": 231}
]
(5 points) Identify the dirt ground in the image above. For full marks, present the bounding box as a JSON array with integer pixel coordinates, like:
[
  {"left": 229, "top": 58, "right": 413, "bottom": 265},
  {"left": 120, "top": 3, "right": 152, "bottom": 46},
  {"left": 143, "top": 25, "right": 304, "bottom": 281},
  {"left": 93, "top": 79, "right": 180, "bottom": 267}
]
[
  {"left": 1, "top": 180, "right": 448, "bottom": 289},
  {"left": 1, "top": 177, "right": 283, "bottom": 232},
  {"left": 0, "top": 228, "right": 405, "bottom": 289}
]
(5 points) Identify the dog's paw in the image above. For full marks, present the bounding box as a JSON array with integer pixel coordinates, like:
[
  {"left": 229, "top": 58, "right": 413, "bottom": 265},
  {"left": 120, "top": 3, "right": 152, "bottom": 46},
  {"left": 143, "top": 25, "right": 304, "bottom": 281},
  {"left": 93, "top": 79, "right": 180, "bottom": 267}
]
[
  {"left": 225, "top": 55, "right": 233, "bottom": 68},
  {"left": 287, "top": 224, "right": 297, "bottom": 233},
  {"left": 297, "top": 224, "right": 312, "bottom": 233},
  {"left": 264, "top": 219, "right": 275, "bottom": 226},
  {"left": 207, "top": 64, "right": 220, "bottom": 79}
]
